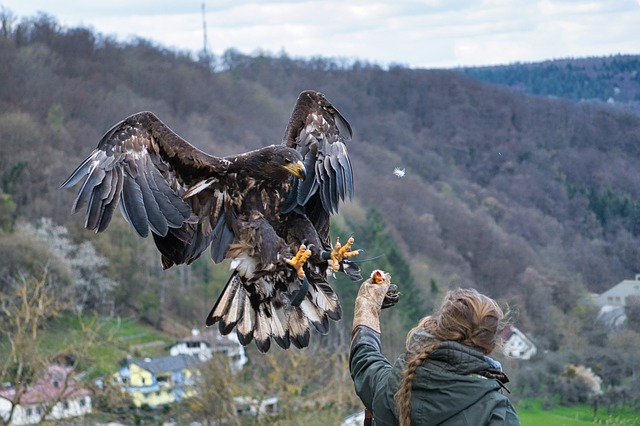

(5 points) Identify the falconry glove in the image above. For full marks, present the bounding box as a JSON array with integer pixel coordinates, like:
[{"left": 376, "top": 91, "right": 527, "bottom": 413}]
[{"left": 353, "top": 270, "right": 392, "bottom": 333}]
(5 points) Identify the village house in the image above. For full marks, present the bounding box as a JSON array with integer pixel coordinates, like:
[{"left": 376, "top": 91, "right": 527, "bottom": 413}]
[
  {"left": 591, "top": 275, "right": 640, "bottom": 329},
  {"left": 234, "top": 395, "right": 279, "bottom": 417},
  {"left": 0, "top": 365, "right": 92, "bottom": 425},
  {"left": 169, "top": 328, "right": 248, "bottom": 372},
  {"left": 501, "top": 325, "right": 537, "bottom": 360},
  {"left": 114, "top": 354, "right": 201, "bottom": 408},
  {"left": 594, "top": 275, "right": 640, "bottom": 308}
]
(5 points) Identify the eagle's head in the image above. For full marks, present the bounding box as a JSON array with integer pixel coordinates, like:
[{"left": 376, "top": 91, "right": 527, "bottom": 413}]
[
  {"left": 279, "top": 148, "right": 306, "bottom": 181},
  {"left": 231, "top": 145, "right": 306, "bottom": 183},
  {"left": 253, "top": 145, "right": 305, "bottom": 181}
]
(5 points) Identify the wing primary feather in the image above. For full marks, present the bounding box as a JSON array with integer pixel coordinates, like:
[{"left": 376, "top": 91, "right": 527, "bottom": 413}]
[
  {"left": 338, "top": 153, "right": 354, "bottom": 201},
  {"left": 121, "top": 173, "right": 149, "bottom": 237},
  {"left": 85, "top": 168, "right": 110, "bottom": 231},
  {"left": 59, "top": 152, "right": 99, "bottom": 190},
  {"left": 102, "top": 167, "right": 120, "bottom": 206},
  {"left": 326, "top": 155, "right": 339, "bottom": 211},
  {"left": 185, "top": 226, "right": 215, "bottom": 265},
  {"left": 137, "top": 167, "right": 168, "bottom": 236},
  {"left": 297, "top": 152, "right": 319, "bottom": 206},
  {"left": 97, "top": 169, "right": 123, "bottom": 232},
  {"left": 72, "top": 164, "right": 105, "bottom": 214},
  {"left": 118, "top": 196, "right": 133, "bottom": 233},
  {"left": 332, "top": 155, "right": 345, "bottom": 202},
  {"left": 334, "top": 109, "right": 353, "bottom": 140},
  {"left": 320, "top": 163, "right": 334, "bottom": 214},
  {"left": 151, "top": 170, "right": 192, "bottom": 222},
  {"left": 147, "top": 167, "right": 188, "bottom": 228}
]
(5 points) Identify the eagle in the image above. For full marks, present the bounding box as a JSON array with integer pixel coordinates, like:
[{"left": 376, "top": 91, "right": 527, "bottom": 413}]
[{"left": 60, "top": 90, "right": 362, "bottom": 352}]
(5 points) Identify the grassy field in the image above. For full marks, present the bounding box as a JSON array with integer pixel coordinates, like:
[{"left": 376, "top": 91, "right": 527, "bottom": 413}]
[
  {"left": 2, "top": 313, "right": 175, "bottom": 378},
  {"left": 518, "top": 399, "right": 640, "bottom": 425}
]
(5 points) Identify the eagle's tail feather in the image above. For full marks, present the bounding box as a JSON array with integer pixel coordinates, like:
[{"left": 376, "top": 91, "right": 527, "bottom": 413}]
[
  {"left": 236, "top": 295, "right": 255, "bottom": 346},
  {"left": 270, "top": 302, "right": 291, "bottom": 349},
  {"left": 299, "top": 294, "right": 330, "bottom": 334},
  {"left": 287, "top": 307, "right": 311, "bottom": 349},
  {"left": 220, "top": 283, "right": 246, "bottom": 335},
  {"left": 312, "top": 282, "right": 342, "bottom": 321},
  {"left": 206, "top": 272, "right": 241, "bottom": 328},
  {"left": 254, "top": 305, "right": 272, "bottom": 353},
  {"left": 208, "top": 271, "right": 343, "bottom": 351}
]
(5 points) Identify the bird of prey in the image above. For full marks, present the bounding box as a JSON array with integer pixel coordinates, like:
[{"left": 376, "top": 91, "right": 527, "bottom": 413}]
[{"left": 60, "top": 90, "right": 361, "bottom": 352}]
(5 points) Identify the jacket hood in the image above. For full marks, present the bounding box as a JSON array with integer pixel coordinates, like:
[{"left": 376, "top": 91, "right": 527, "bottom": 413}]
[{"left": 380, "top": 340, "right": 506, "bottom": 425}]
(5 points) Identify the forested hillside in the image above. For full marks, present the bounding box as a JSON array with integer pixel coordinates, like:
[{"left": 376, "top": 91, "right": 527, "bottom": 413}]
[
  {"left": 1, "top": 12, "right": 640, "bottom": 420},
  {"left": 3, "top": 11, "right": 640, "bottom": 333},
  {"left": 459, "top": 55, "right": 640, "bottom": 113}
]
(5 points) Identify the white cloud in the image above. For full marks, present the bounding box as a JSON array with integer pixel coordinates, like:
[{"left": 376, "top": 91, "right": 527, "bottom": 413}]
[{"left": 1, "top": 0, "right": 639, "bottom": 68}]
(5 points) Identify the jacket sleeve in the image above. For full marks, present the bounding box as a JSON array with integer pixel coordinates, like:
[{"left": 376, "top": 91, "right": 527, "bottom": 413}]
[
  {"left": 487, "top": 398, "right": 521, "bottom": 426},
  {"left": 349, "top": 325, "right": 393, "bottom": 411}
]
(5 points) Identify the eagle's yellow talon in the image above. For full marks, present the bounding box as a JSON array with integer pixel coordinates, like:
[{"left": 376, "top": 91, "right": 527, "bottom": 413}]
[
  {"left": 329, "top": 236, "right": 359, "bottom": 272},
  {"left": 287, "top": 244, "right": 311, "bottom": 279}
]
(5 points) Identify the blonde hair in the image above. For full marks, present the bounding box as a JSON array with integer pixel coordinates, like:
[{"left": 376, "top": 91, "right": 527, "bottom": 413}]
[{"left": 393, "top": 288, "right": 507, "bottom": 426}]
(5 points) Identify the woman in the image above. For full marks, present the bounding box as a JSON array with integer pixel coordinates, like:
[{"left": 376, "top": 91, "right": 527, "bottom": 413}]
[{"left": 350, "top": 270, "right": 520, "bottom": 425}]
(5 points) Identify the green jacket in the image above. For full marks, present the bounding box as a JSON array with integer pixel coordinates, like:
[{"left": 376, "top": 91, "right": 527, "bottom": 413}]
[{"left": 350, "top": 326, "right": 520, "bottom": 425}]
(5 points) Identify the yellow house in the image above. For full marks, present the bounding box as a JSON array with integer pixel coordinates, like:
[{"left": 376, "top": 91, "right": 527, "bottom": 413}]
[{"left": 114, "top": 355, "right": 201, "bottom": 407}]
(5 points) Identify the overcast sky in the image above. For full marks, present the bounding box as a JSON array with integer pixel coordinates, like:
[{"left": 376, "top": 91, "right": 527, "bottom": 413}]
[{"left": 2, "top": 0, "right": 639, "bottom": 69}]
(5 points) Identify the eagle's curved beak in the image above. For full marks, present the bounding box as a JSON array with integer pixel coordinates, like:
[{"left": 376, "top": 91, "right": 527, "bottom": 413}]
[{"left": 285, "top": 160, "right": 306, "bottom": 180}]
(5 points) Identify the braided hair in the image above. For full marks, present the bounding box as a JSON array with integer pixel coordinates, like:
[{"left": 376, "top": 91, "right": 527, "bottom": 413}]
[{"left": 393, "top": 288, "right": 507, "bottom": 426}]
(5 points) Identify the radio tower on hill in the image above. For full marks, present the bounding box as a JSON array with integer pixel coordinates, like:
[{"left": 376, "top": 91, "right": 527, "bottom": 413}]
[{"left": 200, "top": 1, "right": 213, "bottom": 68}]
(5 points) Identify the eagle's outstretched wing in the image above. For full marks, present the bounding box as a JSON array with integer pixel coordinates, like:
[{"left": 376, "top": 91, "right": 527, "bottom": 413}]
[
  {"left": 281, "top": 90, "right": 354, "bottom": 246},
  {"left": 59, "top": 111, "right": 234, "bottom": 267}
]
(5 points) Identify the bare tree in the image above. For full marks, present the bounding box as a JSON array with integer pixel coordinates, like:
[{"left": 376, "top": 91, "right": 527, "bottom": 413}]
[
  {"left": 0, "top": 270, "right": 67, "bottom": 425},
  {"left": 239, "top": 341, "right": 362, "bottom": 425},
  {"left": 179, "top": 354, "right": 239, "bottom": 426}
]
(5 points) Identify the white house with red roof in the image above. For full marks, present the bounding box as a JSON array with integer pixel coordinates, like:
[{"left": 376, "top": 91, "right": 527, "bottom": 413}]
[{"left": 0, "top": 365, "right": 92, "bottom": 425}]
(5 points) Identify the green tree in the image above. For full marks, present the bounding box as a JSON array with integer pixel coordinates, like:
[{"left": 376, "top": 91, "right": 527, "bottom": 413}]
[
  {"left": 347, "top": 207, "right": 422, "bottom": 327},
  {"left": 46, "top": 103, "right": 65, "bottom": 130},
  {"left": 0, "top": 190, "right": 15, "bottom": 231}
]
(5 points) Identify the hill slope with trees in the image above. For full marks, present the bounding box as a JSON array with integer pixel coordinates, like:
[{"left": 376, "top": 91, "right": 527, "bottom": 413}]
[
  {"left": 458, "top": 54, "right": 640, "bottom": 113},
  {"left": 2, "top": 11, "right": 640, "bottom": 336}
]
